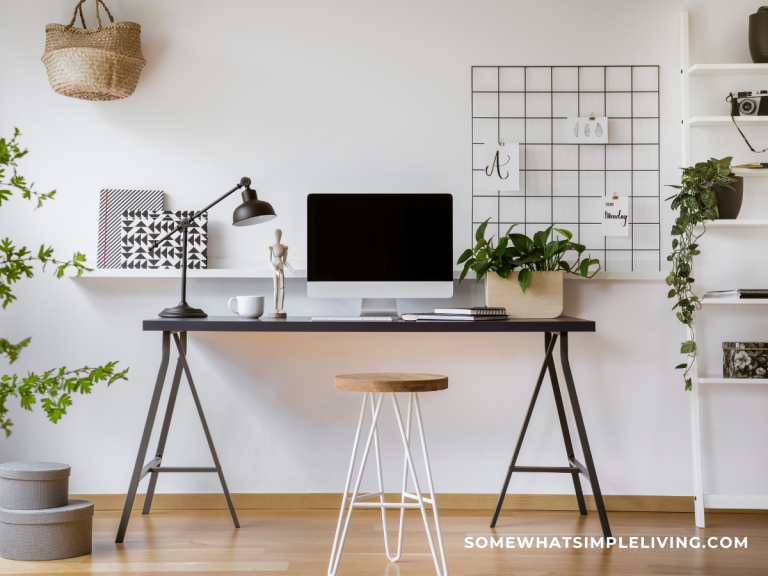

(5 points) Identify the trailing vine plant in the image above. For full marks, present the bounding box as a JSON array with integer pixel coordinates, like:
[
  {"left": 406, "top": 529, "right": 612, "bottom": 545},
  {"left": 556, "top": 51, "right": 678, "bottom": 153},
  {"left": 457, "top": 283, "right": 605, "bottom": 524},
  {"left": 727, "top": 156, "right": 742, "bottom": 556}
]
[
  {"left": 666, "top": 157, "right": 735, "bottom": 390},
  {"left": 0, "top": 128, "right": 128, "bottom": 437}
]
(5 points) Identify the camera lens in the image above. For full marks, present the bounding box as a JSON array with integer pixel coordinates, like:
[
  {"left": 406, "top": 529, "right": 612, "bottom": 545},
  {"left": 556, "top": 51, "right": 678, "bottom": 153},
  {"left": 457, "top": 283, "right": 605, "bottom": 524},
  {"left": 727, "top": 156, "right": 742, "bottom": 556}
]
[{"left": 740, "top": 98, "right": 757, "bottom": 115}]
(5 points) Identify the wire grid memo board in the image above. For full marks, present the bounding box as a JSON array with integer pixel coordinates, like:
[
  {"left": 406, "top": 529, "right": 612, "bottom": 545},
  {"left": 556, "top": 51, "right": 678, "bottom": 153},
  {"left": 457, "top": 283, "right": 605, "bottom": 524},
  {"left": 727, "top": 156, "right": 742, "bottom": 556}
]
[{"left": 471, "top": 66, "right": 661, "bottom": 272}]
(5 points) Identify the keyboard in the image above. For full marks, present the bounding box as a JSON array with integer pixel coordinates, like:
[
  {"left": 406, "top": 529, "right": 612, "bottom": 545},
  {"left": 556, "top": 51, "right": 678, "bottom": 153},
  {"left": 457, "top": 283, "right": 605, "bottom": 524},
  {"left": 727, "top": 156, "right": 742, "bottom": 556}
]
[{"left": 311, "top": 316, "right": 396, "bottom": 322}]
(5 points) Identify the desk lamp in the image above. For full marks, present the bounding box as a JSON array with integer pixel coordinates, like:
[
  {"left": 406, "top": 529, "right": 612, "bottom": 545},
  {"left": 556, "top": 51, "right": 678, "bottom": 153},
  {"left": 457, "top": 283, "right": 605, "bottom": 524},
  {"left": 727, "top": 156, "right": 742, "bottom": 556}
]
[{"left": 150, "top": 177, "right": 276, "bottom": 318}]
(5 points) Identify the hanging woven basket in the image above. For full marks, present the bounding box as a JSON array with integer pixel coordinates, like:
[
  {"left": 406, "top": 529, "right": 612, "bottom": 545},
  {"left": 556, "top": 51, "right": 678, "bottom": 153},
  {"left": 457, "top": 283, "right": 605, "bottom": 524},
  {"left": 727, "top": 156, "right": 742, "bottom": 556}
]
[{"left": 41, "top": 0, "right": 146, "bottom": 101}]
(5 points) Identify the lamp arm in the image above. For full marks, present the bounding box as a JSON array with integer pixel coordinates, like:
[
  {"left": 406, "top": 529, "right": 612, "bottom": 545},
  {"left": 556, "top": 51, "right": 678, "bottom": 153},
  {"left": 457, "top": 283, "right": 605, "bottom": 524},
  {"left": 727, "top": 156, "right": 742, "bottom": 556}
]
[{"left": 150, "top": 177, "right": 251, "bottom": 248}]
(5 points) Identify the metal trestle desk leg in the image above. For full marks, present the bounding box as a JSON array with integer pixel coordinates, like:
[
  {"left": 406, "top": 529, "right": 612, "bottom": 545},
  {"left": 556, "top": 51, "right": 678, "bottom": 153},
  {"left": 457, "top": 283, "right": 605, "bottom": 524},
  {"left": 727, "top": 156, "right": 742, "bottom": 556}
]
[
  {"left": 490, "top": 331, "right": 611, "bottom": 538},
  {"left": 115, "top": 331, "right": 239, "bottom": 544}
]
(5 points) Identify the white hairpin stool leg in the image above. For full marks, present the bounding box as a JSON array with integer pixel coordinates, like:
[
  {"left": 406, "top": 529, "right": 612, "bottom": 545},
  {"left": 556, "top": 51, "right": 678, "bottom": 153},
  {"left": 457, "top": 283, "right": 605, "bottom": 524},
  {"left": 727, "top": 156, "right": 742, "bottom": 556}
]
[
  {"left": 328, "top": 392, "right": 369, "bottom": 576},
  {"left": 391, "top": 393, "right": 446, "bottom": 576},
  {"left": 414, "top": 393, "right": 448, "bottom": 576},
  {"left": 329, "top": 392, "right": 385, "bottom": 576},
  {"left": 370, "top": 393, "right": 396, "bottom": 561},
  {"left": 389, "top": 392, "right": 414, "bottom": 563}
]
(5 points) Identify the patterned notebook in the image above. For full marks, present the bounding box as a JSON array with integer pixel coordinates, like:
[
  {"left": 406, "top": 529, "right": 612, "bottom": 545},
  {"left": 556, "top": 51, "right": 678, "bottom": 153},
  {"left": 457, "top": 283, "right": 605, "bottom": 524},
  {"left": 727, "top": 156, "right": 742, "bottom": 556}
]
[
  {"left": 120, "top": 211, "right": 208, "bottom": 269},
  {"left": 98, "top": 189, "right": 164, "bottom": 268}
]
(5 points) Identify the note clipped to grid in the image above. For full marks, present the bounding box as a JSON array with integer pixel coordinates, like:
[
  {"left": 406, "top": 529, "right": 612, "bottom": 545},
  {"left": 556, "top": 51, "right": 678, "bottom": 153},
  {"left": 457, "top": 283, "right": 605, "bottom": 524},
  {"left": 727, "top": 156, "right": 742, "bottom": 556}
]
[
  {"left": 484, "top": 142, "right": 519, "bottom": 191},
  {"left": 602, "top": 195, "right": 629, "bottom": 236}
]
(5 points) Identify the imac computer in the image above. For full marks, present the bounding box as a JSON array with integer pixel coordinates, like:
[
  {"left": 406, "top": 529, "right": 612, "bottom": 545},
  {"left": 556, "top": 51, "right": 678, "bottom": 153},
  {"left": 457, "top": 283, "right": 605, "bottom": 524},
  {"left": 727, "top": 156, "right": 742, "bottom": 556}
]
[{"left": 307, "top": 193, "right": 453, "bottom": 319}]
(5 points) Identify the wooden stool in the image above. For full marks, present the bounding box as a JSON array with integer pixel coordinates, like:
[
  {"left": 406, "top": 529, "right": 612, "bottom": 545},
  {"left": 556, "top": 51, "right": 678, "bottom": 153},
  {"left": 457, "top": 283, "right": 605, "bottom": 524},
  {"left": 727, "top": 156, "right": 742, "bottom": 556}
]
[{"left": 328, "top": 373, "right": 448, "bottom": 576}]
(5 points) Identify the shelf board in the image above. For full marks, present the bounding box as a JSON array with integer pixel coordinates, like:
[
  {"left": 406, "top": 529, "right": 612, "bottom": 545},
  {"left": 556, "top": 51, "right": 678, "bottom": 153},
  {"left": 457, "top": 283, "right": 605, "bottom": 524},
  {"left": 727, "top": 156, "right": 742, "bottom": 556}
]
[
  {"left": 694, "top": 219, "right": 768, "bottom": 229},
  {"left": 698, "top": 375, "right": 768, "bottom": 385},
  {"left": 732, "top": 168, "right": 768, "bottom": 178},
  {"left": 701, "top": 298, "right": 768, "bottom": 305},
  {"left": 688, "top": 63, "right": 768, "bottom": 76},
  {"left": 689, "top": 116, "right": 768, "bottom": 127},
  {"left": 66, "top": 269, "right": 669, "bottom": 281},
  {"left": 65, "top": 268, "right": 306, "bottom": 279}
]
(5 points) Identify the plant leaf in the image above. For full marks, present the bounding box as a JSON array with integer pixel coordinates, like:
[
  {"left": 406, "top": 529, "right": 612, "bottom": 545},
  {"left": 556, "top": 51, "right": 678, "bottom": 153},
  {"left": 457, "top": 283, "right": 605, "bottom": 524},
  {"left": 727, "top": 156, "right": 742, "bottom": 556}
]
[
  {"left": 476, "top": 218, "right": 490, "bottom": 242},
  {"left": 518, "top": 269, "right": 530, "bottom": 293}
]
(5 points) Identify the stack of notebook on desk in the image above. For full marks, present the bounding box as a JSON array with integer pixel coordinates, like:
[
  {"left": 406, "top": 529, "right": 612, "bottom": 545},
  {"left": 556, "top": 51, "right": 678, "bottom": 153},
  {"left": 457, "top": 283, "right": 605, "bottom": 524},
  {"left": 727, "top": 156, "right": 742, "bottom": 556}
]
[
  {"left": 703, "top": 289, "right": 768, "bottom": 299},
  {"left": 402, "top": 307, "right": 509, "bottom": 321}
]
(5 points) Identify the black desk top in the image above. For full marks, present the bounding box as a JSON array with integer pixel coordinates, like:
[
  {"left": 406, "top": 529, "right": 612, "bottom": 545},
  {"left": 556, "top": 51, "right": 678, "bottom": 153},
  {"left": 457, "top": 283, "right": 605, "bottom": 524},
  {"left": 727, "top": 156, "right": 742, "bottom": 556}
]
[{"left": 143, "top": 316, "right": 595, "bottom": 333}]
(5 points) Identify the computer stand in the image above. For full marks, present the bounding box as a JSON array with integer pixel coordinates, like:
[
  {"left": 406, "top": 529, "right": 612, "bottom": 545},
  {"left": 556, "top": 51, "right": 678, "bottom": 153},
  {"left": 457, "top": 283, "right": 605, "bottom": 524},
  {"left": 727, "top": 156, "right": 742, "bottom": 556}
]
[{"left": 360, "top": 298, "right": 399, "bottom": 317}]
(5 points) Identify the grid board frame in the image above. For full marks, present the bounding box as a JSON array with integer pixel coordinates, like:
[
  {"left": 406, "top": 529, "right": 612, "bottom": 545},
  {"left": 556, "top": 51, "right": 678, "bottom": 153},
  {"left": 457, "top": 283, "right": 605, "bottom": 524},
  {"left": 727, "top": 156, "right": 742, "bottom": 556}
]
[{"left": 471, "top": 65, "right": 661, "bottom": 272}]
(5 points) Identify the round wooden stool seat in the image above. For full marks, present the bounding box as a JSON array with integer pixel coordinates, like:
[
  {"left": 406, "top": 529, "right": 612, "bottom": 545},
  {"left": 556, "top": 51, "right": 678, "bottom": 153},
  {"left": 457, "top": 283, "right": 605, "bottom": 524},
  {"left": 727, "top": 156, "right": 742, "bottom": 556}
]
[{"left": 334, "top": 373, "right": 448, "bottom": 393}]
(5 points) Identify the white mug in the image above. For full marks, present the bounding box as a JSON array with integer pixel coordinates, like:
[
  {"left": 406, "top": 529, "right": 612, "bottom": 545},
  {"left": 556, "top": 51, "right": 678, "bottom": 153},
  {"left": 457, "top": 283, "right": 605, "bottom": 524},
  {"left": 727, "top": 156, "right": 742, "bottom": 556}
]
[{"left": 228, "top": 295, "right": 264, "bottom": 319}]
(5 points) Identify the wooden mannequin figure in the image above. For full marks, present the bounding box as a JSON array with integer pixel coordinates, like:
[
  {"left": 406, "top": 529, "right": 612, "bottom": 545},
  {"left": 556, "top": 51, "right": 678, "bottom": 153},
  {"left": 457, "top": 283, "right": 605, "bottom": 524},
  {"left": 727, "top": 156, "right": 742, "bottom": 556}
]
[{"left": 268, "top": 229, "right": 294, "bottom": 318}]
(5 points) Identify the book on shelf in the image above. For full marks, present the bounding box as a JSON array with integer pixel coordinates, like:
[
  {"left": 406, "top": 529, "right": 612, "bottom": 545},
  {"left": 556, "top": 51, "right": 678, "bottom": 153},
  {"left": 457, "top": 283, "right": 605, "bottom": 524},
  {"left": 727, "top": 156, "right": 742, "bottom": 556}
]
[
  {"left": 432, "top": 306, "right": 506, "bottom": 316},
  {"left": 704, "top": 289, "right": 768, "bottom": 299},
  {"left": 402, "top": 313, "right": 509, "bottom": 321}
]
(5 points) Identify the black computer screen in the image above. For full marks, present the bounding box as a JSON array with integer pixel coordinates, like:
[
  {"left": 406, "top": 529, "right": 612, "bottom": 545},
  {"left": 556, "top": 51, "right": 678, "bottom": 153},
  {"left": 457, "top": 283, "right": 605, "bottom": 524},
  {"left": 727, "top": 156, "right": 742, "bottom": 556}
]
[{"left": 307, "top": 194, "right": 453, "bottom": 282}]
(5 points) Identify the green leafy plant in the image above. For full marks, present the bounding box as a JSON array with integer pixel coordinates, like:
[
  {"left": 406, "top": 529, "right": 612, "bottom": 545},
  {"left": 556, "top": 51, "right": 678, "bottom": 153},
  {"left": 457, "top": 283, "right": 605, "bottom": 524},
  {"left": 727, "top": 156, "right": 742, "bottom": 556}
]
[
  {"left": 457, "top": 220, "right": 601, "bottom": 292},
  {"left": 758, "top": 6, "right": 768, "bottom": 13},
  {"left": 0, "top": 128, "right": 128, "bottom": 437},
  {"left": 666, "top": 157, "right": 736, "bottom": 391}
]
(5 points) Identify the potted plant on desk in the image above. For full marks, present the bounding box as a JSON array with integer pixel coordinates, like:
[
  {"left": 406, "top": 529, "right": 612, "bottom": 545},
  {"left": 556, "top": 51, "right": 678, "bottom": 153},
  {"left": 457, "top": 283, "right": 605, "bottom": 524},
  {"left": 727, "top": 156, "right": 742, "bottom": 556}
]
[{"left": 458, "top": 220, "right": 601, "bottom": 318}]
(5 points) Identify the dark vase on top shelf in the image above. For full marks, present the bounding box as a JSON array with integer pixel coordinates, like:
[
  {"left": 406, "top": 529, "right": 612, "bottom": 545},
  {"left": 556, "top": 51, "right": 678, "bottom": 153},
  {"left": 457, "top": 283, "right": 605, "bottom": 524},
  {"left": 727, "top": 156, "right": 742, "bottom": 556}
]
[
  {"left": 713, "top": 175, "right": 743, "bottom": 219},
  {"left": 749, "top": 11, "right": 768, "bottom": 63}
]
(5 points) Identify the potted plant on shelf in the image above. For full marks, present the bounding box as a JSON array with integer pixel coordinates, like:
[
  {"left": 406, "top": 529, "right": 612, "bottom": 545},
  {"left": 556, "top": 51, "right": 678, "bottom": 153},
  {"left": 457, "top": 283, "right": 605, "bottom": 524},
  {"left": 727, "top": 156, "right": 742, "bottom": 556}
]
[
  {"left": 666, "top": 156, "right": 737, "bottom": 390},
  {"left": 749, "top": 6, "right": 768, "bottom": 63},
  {"left": 457, "top": 220, "right": 601, "bottom": 318}
]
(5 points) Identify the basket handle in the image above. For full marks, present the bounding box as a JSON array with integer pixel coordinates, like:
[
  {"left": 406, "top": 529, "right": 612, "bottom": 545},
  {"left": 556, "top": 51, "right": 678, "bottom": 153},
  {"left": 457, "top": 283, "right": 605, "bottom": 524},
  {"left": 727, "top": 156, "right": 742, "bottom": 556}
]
[{"left": 66, "top": 0, "right": 115, "bottom": 30}]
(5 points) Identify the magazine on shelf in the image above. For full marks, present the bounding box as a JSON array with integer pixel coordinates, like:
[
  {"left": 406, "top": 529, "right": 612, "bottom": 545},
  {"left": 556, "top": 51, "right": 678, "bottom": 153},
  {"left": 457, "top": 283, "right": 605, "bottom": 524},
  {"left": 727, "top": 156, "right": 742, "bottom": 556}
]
[{"left": 704, "top": 289, "right": 768, "bottom": 299}]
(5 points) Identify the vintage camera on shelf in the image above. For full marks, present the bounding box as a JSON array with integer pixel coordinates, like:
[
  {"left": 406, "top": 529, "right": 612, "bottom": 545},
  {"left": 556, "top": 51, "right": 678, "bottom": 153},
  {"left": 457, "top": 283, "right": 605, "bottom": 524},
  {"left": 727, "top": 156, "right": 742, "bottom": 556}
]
[{"left": 729, "top": 90, "right": 768, "bottom": 116}]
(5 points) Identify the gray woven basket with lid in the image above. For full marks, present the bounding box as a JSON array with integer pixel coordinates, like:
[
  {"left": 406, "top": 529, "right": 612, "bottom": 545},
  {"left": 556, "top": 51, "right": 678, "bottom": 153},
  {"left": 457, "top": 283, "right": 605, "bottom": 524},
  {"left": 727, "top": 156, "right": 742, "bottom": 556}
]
[
  {"left": 0, "top": 461, "right": 70, "bottom": 510},
  {"left": 0, "top": 499, "right": 93, "bottom": 560}
]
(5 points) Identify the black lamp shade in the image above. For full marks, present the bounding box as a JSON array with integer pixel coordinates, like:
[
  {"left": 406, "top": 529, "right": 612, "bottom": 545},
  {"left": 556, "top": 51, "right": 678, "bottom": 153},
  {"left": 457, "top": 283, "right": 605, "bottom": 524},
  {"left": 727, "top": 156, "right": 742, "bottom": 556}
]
[{"left": 232, "top": 187, "right": 277, "bottom": 227}]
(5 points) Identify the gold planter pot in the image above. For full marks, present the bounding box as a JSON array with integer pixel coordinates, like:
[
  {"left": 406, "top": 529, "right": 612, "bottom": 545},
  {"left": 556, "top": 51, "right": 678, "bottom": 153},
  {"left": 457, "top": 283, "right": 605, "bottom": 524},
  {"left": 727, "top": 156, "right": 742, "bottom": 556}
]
[{"left": 485, "top": 271, "right": 563, "bottom": 318}]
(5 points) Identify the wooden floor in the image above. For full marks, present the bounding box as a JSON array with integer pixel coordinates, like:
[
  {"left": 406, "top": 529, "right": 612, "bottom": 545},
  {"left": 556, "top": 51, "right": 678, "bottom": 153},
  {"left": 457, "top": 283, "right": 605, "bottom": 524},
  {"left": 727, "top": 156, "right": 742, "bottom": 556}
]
[{"left": 1, "top": 508, "right": 767, "bottom": 575}]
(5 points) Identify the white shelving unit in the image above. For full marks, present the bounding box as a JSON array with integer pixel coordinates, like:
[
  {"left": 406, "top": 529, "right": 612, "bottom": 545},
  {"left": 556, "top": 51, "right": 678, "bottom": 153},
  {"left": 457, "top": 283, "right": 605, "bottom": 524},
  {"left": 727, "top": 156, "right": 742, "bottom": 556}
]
[
  {"left": 697, "top": 374, "right": 768, "bottom": 385},
  {"left": 731, "top": 169, "right": 768, "bottom": 178},
  {"left": 681, "top": 11, "right": 768, "bottom": 528},
  {"left": 701, "top": 298, "right": 768, "bottom": 305},
  {"left": 689, "top": 116, "right": 768, "bottom": 127},
  {"left": 688, "top": 63, "right": 768, "bottom": 76},
  {"left": 694, "top": 219, "right": 768, "bottom": 229}
]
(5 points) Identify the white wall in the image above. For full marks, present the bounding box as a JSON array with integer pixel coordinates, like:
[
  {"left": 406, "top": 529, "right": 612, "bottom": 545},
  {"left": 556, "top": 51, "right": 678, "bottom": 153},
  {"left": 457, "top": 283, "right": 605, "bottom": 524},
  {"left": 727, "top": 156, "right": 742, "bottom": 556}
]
[{"left": 1, "top": 0, "right": 767, "bottom": 499}]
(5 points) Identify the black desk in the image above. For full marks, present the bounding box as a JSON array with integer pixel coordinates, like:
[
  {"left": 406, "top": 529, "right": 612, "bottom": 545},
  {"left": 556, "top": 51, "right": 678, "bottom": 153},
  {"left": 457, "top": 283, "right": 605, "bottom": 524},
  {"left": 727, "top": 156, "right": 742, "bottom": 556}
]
[{"left": 116, "top": 316, "right": 611, "bottom": 542}]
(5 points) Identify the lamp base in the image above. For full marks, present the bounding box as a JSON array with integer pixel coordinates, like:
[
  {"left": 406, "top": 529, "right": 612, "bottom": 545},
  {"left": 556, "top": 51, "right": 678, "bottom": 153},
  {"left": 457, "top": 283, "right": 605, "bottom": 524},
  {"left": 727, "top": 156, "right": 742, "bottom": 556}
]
[{"left": 158, "top": 303, "right": 208, "bottom": 318}]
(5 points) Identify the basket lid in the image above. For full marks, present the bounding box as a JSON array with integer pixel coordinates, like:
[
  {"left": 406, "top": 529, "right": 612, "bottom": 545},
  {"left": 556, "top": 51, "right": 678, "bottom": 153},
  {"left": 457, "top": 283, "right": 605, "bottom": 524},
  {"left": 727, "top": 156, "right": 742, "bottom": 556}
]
[
  {"left": 0, "top": 499, "right": 93, "bottom": 525},
  {"left": 0, "top": 461, "right": 71, "bottom": 481}
]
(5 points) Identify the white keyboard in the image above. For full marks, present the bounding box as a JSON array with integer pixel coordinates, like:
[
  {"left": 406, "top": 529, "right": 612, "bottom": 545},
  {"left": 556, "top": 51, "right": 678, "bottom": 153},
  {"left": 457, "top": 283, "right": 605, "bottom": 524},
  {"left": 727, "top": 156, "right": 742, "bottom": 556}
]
[{"left": 311, "top": 316, "right": 396, "bottom": 322}]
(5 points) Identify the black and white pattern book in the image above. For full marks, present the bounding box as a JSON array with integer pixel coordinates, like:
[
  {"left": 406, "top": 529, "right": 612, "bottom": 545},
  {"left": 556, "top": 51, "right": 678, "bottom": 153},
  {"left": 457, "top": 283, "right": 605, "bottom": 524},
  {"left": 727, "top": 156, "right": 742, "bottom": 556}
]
[
  {"left": 98, "top": 189, "right": 164, "bottom": 268},
  {"left": 120, "top": 211, "right": 208, "bottom": 269}
]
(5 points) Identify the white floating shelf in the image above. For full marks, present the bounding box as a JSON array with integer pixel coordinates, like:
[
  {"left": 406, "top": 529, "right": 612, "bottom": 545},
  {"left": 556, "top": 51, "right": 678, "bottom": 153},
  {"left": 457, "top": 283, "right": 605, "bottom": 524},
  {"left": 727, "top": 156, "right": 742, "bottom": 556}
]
[
  {"left": 701, "top": 298, "right": 768, "bottom": 305},
  {"left": 689, "top": 116, "right": 768, "bottom": 127},
  {"left": 65, "top": 268, "right": 305, "bottom": 279},
  {"left": 66, "top": 269, "right": 669, "bottom": 281},
  {"left": 694, "top": 219, "right": 768, "bottom": 229},
  {"left": 564, "top": 271, "right": 668, "bottom": 281},
  {"left": 698, "top": 375, "right": 768, "bottom": 385},
  {"left": 688, "top": 63, "right": 768, "bottom": 76}
]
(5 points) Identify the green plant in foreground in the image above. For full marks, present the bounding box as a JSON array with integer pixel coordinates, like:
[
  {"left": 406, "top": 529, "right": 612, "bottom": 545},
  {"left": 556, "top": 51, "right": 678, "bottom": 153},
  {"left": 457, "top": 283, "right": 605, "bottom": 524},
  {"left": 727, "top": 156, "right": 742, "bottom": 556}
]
[
  {"left": 457, "top": 219, "right": 601, "bottom": 292},
  {"left": 666, "top": 157, "right": 736, "bottom": 391},
  {"left": 758, "top": 6, "right": 768, "bottom": 13},
  {"left": 0, "top": 128, "right": 128, "bottom": 437}
]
